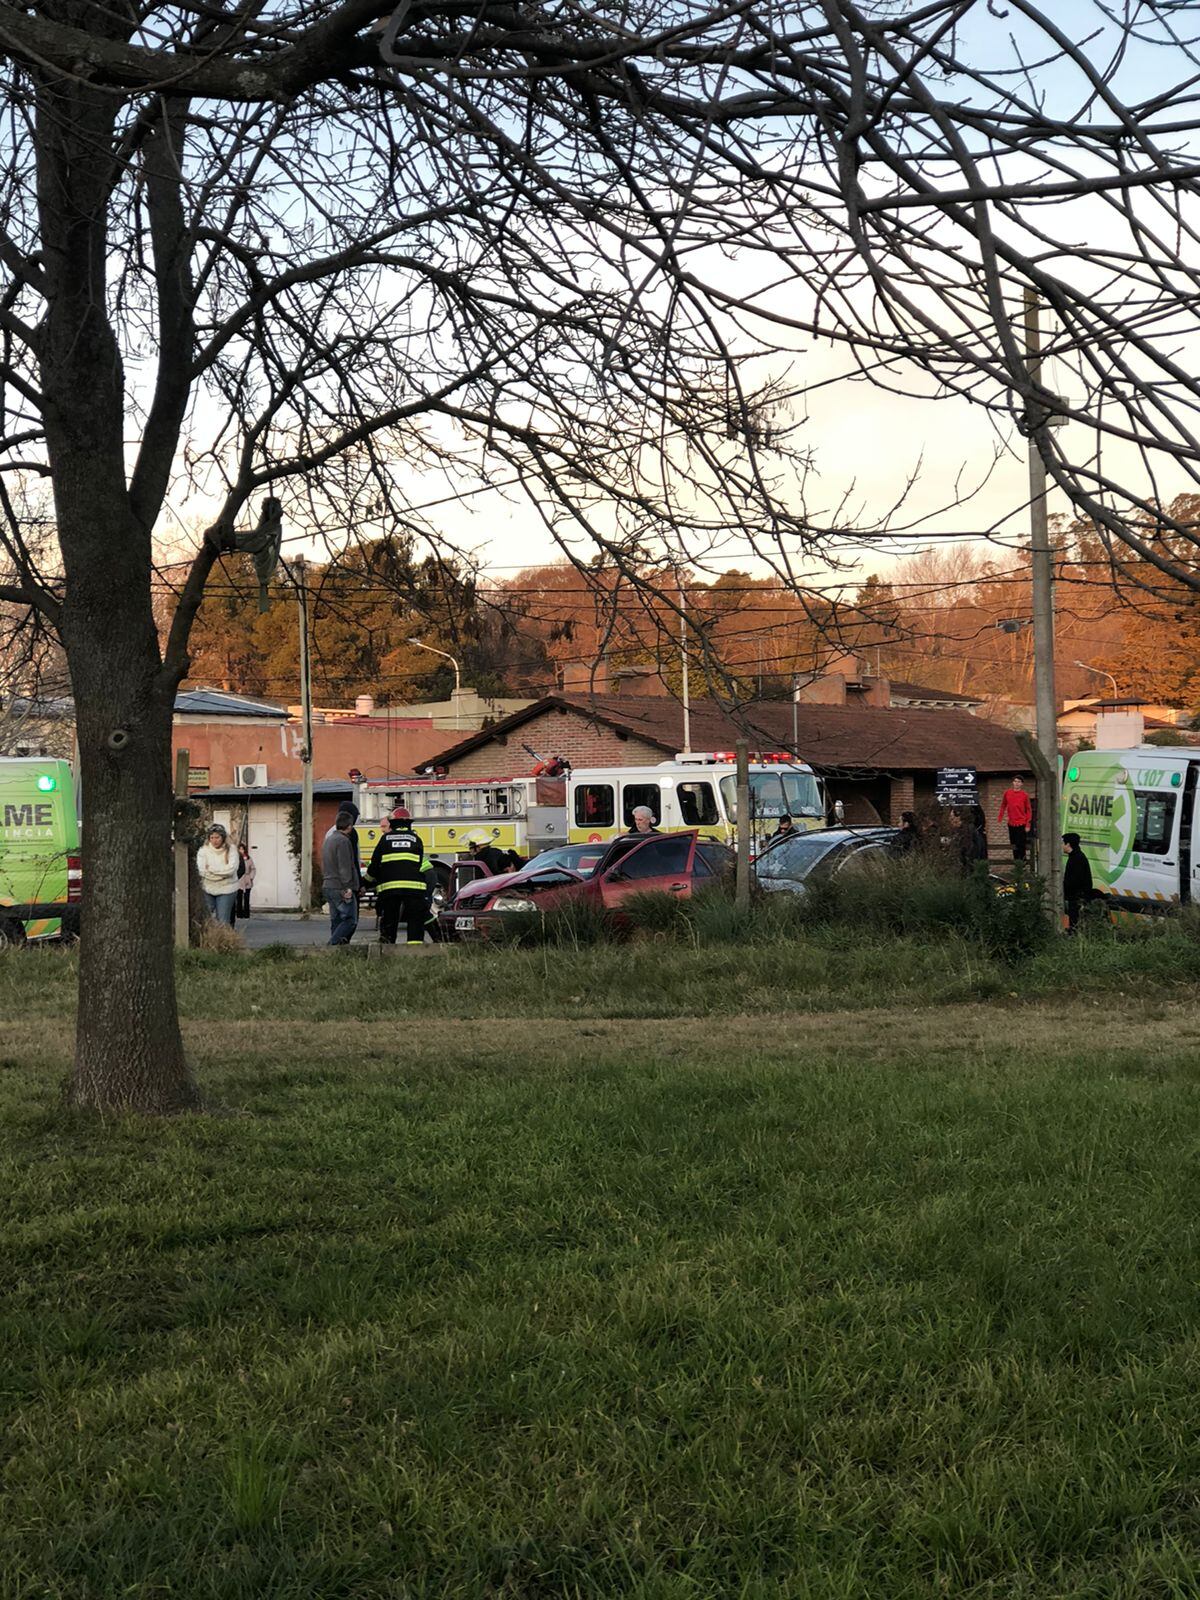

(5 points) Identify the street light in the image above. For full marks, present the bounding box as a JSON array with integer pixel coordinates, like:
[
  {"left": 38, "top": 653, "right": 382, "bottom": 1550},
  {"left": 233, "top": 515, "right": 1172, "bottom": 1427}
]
[
  {"left": 407, "top": 637, "right": 462, "bottom": 728},
  {"left": 1074, "top": 660, "right": 1120, "bottom": 699}
]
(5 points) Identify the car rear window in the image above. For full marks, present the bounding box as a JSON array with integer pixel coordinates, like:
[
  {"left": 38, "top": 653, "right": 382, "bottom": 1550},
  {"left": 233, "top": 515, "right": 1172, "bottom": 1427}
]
[
  {"left": 755, "top": 834, "right": 838, "bottom": 879},
  {"left": 695, "top": 843, "right": 733, "bottom": 877},
  {"left": 618, "top": 835, "right": 692, "bottom": 880}
]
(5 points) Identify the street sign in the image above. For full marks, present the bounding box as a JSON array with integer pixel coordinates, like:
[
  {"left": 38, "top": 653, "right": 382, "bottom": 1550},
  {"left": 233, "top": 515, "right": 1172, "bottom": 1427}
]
[{"left": 936, "top": 765, "right": 978, "bottom": 806}]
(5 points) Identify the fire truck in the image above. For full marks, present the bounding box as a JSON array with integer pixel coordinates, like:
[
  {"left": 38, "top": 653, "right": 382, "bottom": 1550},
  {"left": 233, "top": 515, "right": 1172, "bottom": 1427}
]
[
  {"left": 352, "top": 772, "right": 570, "bottom": 896},
  {"left": 353, "top": 750, "right": 827, "bottom": 896},
  {"left": 567, "top": 752, "right": 828, "bottom": 852}
]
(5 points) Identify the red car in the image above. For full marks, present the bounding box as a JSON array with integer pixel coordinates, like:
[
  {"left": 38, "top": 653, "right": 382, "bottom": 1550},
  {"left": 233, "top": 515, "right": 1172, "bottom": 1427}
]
[{"left": 441, "top": 830, "right": 733, "bottom": 940}]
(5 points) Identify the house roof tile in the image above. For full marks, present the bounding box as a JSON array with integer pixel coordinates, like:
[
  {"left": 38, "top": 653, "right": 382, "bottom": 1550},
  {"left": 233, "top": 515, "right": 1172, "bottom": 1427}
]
[{"left": 423, "top": 693, "right": 1028, "bottom": 776}]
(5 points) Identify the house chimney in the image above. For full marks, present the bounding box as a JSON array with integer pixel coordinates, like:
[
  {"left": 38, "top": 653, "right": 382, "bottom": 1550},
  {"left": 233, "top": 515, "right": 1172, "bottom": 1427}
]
[
  {"left": 1095, "top": 707, "right": 1145, "bottom": 750},
  {"left": 354, "top": 694, "right": 375, "bottom": 716}
]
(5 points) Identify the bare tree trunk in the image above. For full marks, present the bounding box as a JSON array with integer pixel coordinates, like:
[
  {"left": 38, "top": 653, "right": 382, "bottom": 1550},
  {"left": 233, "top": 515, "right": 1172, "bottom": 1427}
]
[
  {"left": 64, "top": 574, "right": 199, "bottom": 1113},
  {"left": 36, "top": 66, "right": 200, "bottom": 1114}
]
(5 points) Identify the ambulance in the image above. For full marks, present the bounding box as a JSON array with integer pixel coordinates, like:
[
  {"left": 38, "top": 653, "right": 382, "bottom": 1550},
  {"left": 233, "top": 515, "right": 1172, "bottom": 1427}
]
[
  {"left": 1061, "top": 746, "right": 1200, "bottom": 912},
  {"left": 0, "top": 757, "right": 82, "bottom": 946},
  {"left": 568, "top": 752, "right": 827, "bottom": 852}
]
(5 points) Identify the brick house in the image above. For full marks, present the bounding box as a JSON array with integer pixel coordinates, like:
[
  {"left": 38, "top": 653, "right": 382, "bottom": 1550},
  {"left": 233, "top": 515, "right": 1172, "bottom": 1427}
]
[
  {"left": 421, "top": 692, "right": 1032, "bottom": 850},
  {"left": 173, "top": 688, "right": 444, "bottom": 793}
]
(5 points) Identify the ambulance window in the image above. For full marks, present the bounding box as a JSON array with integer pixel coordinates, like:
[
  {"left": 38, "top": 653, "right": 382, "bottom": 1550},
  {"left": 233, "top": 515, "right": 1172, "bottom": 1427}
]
[
  {"left": 1134, "top": 792, "right": 1176, "bottom": 856},
  {"left": 677, "top": 781, "right": 718, "bottom": 826},
  {"left": 574, "top": 783, "right": 614, "bottom": 829},
  {"left": 622, "top": 784, "right": 662, "bottom": 827}
]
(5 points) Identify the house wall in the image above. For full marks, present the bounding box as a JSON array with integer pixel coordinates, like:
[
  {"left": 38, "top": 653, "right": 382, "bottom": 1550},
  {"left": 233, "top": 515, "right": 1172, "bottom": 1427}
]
[
  {"left": 174, "top": 716, "right": 444, "bottom": 791},
  {"left": 441, "top": 707, "right": 667, "bottom": 778}
]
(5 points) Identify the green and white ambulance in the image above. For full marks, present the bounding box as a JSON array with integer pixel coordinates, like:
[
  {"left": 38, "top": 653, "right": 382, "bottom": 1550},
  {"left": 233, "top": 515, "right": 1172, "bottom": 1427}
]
[
  {"left": 0, "top": 757, "right": 81, "bottom": 946},
  {"left": 1061, "top": 746, "right": 1200, "bottom": 912}
]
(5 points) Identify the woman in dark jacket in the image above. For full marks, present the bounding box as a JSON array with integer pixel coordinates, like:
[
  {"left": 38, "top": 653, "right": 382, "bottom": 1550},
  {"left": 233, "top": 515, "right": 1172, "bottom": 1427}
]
[{"left": 896, "top": 811, "right": 922, "bottom": 852}]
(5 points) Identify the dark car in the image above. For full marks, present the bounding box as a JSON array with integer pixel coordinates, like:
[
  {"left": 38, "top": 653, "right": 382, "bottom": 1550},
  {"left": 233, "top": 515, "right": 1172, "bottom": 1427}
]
[
  {"left": 441, "top": 830, "right": 733, "bottom": 940},
  {"left": 753, "top": 826, "right": 901, "bottom": 896}
]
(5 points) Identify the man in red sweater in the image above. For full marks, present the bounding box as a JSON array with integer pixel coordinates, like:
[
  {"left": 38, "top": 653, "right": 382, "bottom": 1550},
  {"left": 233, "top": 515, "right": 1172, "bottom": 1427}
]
[{"left": 998, "top": 775, "right": 1034, "bottom": 862}]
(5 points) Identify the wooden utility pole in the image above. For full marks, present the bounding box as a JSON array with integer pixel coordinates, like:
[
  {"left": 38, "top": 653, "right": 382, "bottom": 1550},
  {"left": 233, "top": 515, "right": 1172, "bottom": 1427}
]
[
  {"left": 296, "top": 557, "right": 314, "bottom": 918},
  {"left": 173, "top": 747, "right": 190, "bottom": 950},
  {"left": 735, "top": 739, "right": 751, "bottom": 912},
  {"left": 1023, "top": 288, "right": 1063, "bottom": 925},
  {"left": 679, "top": 582, "right": 691, "bottom": 755}
]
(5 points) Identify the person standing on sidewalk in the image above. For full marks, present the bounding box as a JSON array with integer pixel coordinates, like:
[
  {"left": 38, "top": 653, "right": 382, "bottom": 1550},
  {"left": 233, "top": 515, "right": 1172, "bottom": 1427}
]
[
  {"left": 235, "top": 841, "right": 256, "bottom": 920},
  {"left": 367, "top": 806, "right": 428, "bottom": 945},
  {"left": 998, "top": 775, "right": 1033, "bottom": 863},
  {"left": 197, "top": 824, "right": 239, "bottom": 925},
  {"left": 322, "top": 810, "right": 359, "bottom": 946}
]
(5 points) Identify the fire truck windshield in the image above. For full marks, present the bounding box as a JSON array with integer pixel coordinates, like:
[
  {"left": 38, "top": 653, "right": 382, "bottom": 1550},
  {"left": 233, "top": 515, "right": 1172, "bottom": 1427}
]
[{"left": 720, "top": 770, "right": 822, "bottom": 821}]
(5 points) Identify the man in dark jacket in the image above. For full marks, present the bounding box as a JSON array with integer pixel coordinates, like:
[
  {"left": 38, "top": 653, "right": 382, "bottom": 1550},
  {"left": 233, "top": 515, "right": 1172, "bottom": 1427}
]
[
  {"left": 947, "top": 807, "right": 987, "bottom": 874},
  {"left": 1063, "top": 832, "right": 1095, "bottom": 933},
  {"left": 322, "top": 801, "right": 362, "bottom": 895},
  {"left": 767, "top": 814, "right": 797, "bottom": 845},
  {"left": 367, "top": 806, "right": 427, "bottom": 945},
  {"left": 322, "top": 811, "right": 359, "bottom": 945}
]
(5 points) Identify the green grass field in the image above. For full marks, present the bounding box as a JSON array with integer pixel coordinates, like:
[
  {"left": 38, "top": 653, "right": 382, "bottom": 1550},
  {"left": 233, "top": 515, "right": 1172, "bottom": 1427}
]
[{"left": 5, "top": 939, "right": 1200, "bottom": 1597}]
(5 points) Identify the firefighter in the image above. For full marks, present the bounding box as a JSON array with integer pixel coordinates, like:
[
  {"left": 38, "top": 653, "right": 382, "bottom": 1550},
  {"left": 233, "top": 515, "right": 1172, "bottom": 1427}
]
[
  {"left": 367, "top": 806, "right": 427, "bottom": 945},
  {"left": 468, "top": 833, "right": 515, "bottom": 878}
]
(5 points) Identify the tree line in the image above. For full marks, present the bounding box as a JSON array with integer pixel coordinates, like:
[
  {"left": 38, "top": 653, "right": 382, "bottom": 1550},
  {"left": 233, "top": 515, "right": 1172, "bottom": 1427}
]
[{"left": 172, "top": 494, "right": 1200, "bottom": 718}]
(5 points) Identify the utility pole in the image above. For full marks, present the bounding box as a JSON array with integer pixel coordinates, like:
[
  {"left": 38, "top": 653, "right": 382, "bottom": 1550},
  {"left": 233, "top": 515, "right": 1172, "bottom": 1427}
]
[
  {"left": 1023, "top": 287, "right": 1063, "bottom": 924},
  {"left": 679, "top": 582, "right": 691, "bottom": 754},
  {"left": 735, "top": 739, "right": 751, "bottom": 912},
  {"left": 296, "top": 557, "right": 314, "bottom": 919}
]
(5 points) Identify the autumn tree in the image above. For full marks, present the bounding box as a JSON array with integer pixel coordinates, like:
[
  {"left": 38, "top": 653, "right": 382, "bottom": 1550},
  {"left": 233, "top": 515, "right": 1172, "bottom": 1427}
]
[
  {"left": 180, "top": 537, "right": 504, "bottom": 703},
  {"left": 2, "top": 3, "right": 1200, "bottom": 1112}
]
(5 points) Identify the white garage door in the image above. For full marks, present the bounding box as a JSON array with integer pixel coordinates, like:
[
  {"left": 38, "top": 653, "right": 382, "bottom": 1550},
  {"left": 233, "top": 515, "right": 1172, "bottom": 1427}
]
[{"left": 248, "top": 802, "right": 298, "bottom": 910}]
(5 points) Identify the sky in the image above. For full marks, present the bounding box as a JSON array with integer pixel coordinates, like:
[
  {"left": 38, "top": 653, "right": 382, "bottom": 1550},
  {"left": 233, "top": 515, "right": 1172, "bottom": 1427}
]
[{"left": 159, "top": 0, "right": 1198, "bottom": 597}]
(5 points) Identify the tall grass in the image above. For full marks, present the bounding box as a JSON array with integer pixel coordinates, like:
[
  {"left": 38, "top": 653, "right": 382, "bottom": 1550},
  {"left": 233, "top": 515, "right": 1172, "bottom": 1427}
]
[{"left": 530, "top": 862, "right": 1054, "bottom": 962}]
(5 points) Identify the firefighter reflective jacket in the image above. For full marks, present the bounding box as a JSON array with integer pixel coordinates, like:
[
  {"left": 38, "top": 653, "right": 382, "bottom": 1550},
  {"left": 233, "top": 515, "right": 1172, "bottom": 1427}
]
[{"left": 368, "top": 827, "right": 426, "bottom": 893}]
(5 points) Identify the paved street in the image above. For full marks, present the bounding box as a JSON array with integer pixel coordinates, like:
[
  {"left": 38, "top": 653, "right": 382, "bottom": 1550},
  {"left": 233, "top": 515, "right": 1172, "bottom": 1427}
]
[{"left": 240, "top": 911, "right": 387, "bottom": 949}]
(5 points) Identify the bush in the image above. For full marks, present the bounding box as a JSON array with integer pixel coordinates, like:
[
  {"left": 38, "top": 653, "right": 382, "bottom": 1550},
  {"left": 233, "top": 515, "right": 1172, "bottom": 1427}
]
[
  {"left": 620, "top": 890, "right": 695, "bottom": 939},
  {"left": 796, "top": 857, "right": 1052, "bottom": 961},
  {"left": 197, "top": 919, "right": 246, "bottom": 954},
  {"left": 501, "top": 897, "right": 614, "bottom": 948}
]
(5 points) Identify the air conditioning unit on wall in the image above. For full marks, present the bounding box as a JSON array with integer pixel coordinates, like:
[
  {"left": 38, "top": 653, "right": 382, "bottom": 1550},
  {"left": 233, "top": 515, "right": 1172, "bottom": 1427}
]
[{"left": 233, "top": 763, "right": 268, "bottom": 789}]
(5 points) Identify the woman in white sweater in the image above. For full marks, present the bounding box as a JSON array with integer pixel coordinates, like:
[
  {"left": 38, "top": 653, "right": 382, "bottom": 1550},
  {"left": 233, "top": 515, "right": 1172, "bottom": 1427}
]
[{"left": 196, "top": 823, "right": 239, "bottom": 926}]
